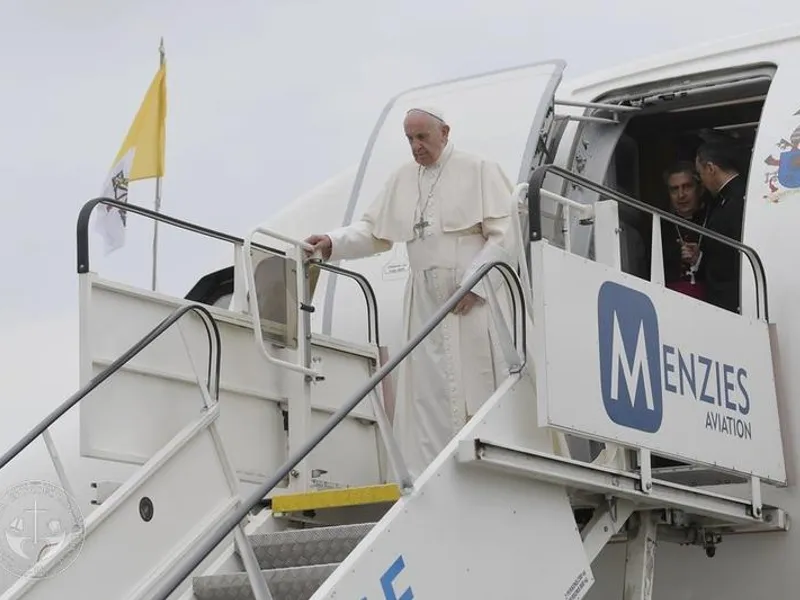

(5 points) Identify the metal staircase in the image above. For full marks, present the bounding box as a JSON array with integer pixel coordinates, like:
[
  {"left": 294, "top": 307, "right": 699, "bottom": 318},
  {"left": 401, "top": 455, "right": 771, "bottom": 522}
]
[
  {"left": 192, "top": 522, "right": 376, "bottom": 600},
  {"left": 192, "top": 486, "right": 401, "bottom": 600},
  {"left": 0, "top": 161, "right": 791, "bottom": 599},
  {"left": 185, "top": 439, "right": 792, "bottom": 600},
  {"left": 0, "top": 200, "right": 408, "bottom": 600},
  {"left": 142, "top": 257, "right": 530, "bottom": 600}
]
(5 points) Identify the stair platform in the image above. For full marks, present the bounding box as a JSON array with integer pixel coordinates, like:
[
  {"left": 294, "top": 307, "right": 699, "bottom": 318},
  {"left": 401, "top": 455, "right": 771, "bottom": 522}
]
[
  {"left": 458, "top": 438, "right": 789, "bottom": 536},
  {"left": 651, "top": 464, "right": 749, "bottom": 488},
  {"left": 269, "top": 483, "right": 400, "bottom": 515}
]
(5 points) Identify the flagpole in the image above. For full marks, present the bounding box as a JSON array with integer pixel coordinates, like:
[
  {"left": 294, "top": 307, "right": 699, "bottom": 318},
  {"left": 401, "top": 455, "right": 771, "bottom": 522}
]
[{"left": 151, "top": 37, "right": 165, "bottom": 291}]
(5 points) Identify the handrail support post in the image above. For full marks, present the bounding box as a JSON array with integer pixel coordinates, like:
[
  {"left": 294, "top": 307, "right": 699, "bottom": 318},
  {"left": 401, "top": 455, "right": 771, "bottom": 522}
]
[{"left": 290, "top": 243, "right": 314, "bottom": 493}]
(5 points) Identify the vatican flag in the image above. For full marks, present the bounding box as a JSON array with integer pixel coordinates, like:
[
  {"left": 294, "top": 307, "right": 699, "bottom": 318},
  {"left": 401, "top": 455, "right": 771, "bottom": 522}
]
[{"left": 95, "top": 61, "right": 167, "bottom": 255}]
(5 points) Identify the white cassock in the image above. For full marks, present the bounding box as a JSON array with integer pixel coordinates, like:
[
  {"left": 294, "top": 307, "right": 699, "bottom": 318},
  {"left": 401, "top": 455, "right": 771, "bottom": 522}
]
[{"left": 326, "top": 142, "right": 516, "bottom": 478}]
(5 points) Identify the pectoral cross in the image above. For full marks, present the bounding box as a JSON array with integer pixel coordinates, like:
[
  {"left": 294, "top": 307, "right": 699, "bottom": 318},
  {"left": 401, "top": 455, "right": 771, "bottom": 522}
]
[{"left": 413, "top": 215, "right": 430, "bottom": 240}]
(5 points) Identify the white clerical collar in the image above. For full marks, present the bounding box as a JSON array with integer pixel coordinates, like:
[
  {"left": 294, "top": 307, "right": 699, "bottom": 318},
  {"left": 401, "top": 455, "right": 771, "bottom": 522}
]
[{"left": 425, "top": 143, "right": 453, "bottom": 171}]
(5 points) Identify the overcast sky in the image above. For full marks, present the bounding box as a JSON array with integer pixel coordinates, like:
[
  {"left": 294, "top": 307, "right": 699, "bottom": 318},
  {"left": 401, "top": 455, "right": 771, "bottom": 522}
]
[{"left": 0, "top": 0, "right": 783, "bottom": 501}]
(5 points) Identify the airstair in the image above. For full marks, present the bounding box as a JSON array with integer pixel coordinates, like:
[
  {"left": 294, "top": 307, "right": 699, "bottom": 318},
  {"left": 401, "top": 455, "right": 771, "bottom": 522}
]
[{"left": 0, "top": 163, "right": 790, "bottom": 600}]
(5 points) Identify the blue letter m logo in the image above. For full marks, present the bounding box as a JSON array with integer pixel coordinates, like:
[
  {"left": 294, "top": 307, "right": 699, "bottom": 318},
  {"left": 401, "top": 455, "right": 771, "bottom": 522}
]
[{"left": 597, "top": 281, "right": 663, "bottom": 433}]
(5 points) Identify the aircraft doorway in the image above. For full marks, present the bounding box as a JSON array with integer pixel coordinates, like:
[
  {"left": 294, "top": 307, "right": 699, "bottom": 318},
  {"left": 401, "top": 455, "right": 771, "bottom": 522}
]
[{"left": 608, "top": 70, "right": 773, "bottom": 285}]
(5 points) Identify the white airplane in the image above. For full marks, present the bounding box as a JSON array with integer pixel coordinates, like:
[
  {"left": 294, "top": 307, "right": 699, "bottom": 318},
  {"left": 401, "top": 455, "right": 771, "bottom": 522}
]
[{"left": 0, "top": 20, "right": 799, "bottom": 600}]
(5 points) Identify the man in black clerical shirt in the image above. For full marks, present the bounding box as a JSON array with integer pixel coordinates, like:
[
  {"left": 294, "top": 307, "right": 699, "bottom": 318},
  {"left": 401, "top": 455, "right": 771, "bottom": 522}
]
[
  {"left": 695, "top": 141, "right": 747, "bottom": 313},
  {"left": 661, "top": 161, "right": 709, "bottom": 300}
]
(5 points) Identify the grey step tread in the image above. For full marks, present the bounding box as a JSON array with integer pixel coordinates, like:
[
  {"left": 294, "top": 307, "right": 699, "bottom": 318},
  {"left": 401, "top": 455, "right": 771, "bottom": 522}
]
[
  {"left": 193, "top": 563, "right": 338, "bottom": 600},
  {"left": 247, "top": 522, "right": 376, "bottom": 569},
  {"left": 651, "top": 465, "right": 748, "bottom": 487}
]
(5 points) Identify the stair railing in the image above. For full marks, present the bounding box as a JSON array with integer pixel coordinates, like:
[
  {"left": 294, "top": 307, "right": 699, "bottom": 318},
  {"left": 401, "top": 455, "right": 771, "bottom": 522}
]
[
  {"left": 78, "top": 198, "right": 385, "bottom": 495},
  {"left": 0, "top": 299, "right": 279, "bottom": 599},
  {"left": 74, "top": 198, "right": 387, "bottom": 597},
  {"left": 148, "top": 259, "right": 527, "bottom": 600},
  {"left": 526, "top": 164, "right": 770, "bottom": 321},
  {"left": 0, "top": 303, "right": 221, "bottom": 480},
  {"left": 0, "top": 302, "right": 237, "bottom": 590},
  {"left": 76, "top": 198, "right": 381, "bottom": 342}
]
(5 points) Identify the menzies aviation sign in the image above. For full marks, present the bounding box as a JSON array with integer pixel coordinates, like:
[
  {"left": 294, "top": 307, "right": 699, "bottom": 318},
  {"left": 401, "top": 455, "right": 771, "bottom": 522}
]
[
  {"left": 532, "top": 241, "right": 786, "bottom": 485},
  {"left": 598, "top": 281, "right": 751, "bottom": 440}
]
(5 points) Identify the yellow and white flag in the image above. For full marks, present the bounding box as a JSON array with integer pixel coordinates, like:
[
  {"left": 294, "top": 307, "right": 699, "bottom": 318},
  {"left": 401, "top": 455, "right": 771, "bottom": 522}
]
[{"left": 95, "top": 62, "right": 167, "bottom": 254}]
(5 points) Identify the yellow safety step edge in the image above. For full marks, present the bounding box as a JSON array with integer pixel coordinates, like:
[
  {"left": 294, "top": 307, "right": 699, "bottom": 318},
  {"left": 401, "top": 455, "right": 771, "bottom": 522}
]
[{"left": 271, "top": 483, "right": 401, "bottom": 513}]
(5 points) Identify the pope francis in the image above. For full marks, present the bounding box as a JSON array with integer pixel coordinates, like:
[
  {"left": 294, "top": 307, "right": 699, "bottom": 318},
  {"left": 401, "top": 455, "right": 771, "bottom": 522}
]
[{"left": 305, "top": 107, "right": 516, "bottom": 479}]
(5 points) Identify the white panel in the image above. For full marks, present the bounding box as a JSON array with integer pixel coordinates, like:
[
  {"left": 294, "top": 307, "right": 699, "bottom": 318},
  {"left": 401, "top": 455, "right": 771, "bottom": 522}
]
[
  {"left": 531, "top": 242, "right": 786, "bottom": 485},
  {"left": 307, "top": 413, "right": 382, "bottom": 489},
  {"left": 5, "top": 423, "right": 237, "bottom": 600},
  {"left": 80, "top": 278, "right": 289, "bottom": 484},
  {"left": 307, "top": 341, "right": 383, "bottom": 488},
  {"left": 315, "top": 373, "right": 593, "bottom": 600},
  {"left": 308, "top": 340, "right": 375, "bottom": 416},
  {"left": 79, "top": 276, "right": 385, "bottom": 488}
]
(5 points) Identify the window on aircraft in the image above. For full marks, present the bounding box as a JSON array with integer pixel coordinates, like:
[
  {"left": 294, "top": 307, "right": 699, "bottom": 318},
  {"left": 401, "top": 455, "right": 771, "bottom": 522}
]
[{"left": 252, "top": 255, "right": 299, "bottom": 349}]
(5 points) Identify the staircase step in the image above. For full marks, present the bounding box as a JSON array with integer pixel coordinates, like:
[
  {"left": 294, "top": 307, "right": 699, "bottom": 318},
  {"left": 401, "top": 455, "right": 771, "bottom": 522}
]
[
  {"left": 249, "top": 522, "right": 375, "bottom": 569},
  {"left": 192, "top": 563, "right": 337, "bottom": 600},
  {"left": 270, "top": 483, "right": 400, "bottom": 514},
  {"left": 651, "top": 465, "right": 748, "bottom": 487}
]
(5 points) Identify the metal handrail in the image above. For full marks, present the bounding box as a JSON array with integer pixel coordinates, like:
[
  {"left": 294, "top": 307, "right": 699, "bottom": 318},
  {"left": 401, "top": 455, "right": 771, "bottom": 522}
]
[
  {"left": 76, "top": 198, "right": 284, "bottom": 273},
  {"left": 309, "top": 259, "right": 380, "bottom": 347},
  {"left": 149, "top": 260, "right": 527, "bottom": 600},
  {"left": 0, "top": 303, "right": 221, "bottom": 472},
  {"left": 76, "top": 197, "right": 381, "bottom": 347},
  {"left": 527, "top": 164, "right": 770, "bottom": 321}
]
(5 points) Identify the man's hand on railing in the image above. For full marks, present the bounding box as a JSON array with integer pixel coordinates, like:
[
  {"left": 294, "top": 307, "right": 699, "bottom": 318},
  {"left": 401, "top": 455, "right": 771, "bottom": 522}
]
[
  {"left": 304, "top": 234, "right": 332, "bottom": 260},
  {"left": 452, "top": 291, "right": 484, "bottom": 316}
]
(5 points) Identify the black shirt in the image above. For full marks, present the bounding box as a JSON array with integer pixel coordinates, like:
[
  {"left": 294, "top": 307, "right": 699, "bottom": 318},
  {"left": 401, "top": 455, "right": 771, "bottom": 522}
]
[{"left": 702, "top": 174, "right": 746, "bottom": 313}]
